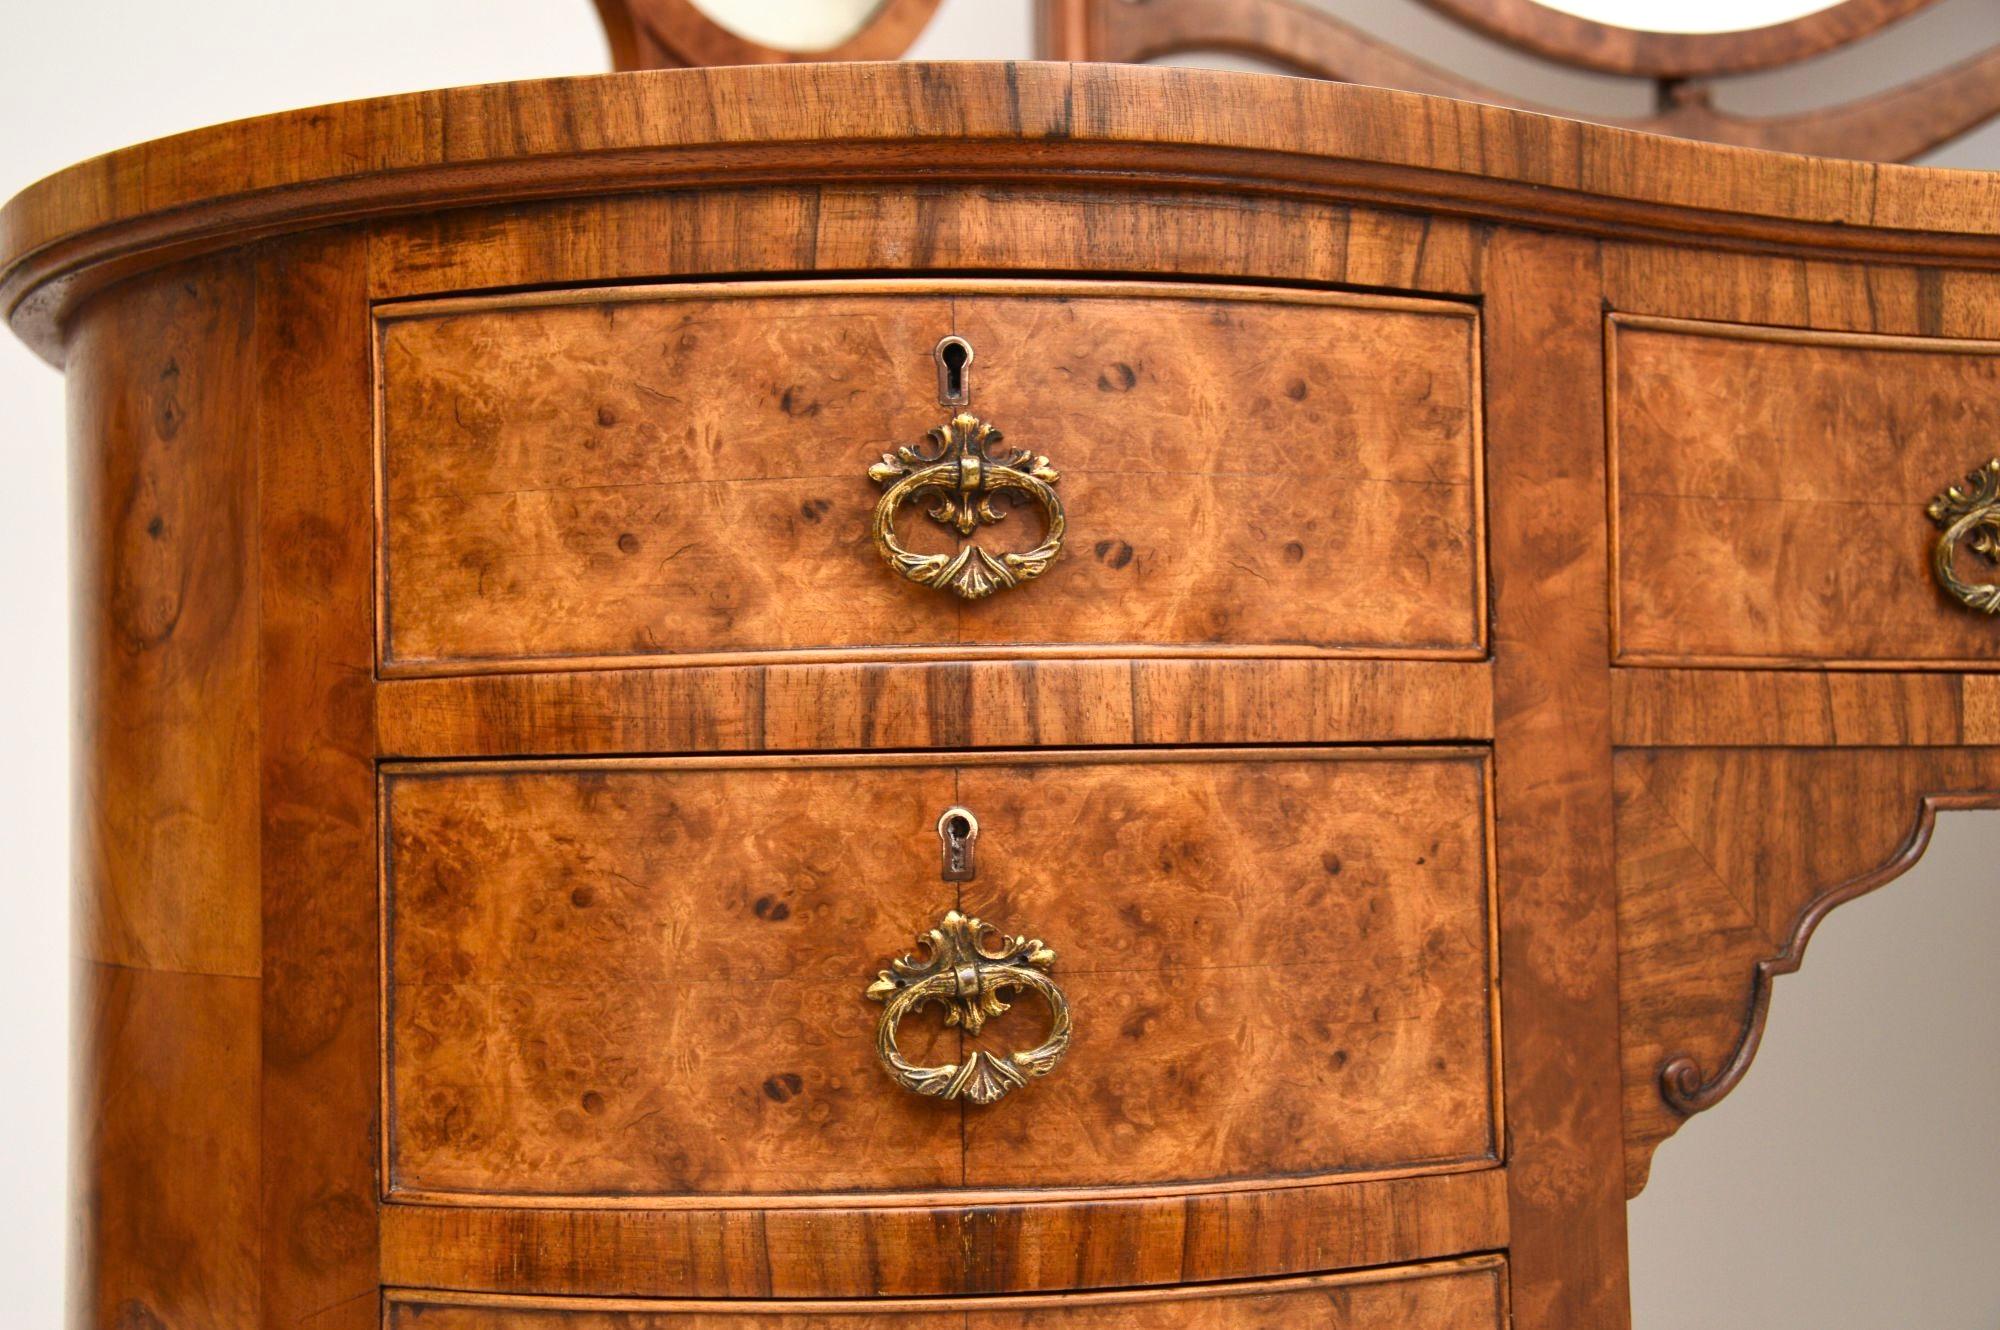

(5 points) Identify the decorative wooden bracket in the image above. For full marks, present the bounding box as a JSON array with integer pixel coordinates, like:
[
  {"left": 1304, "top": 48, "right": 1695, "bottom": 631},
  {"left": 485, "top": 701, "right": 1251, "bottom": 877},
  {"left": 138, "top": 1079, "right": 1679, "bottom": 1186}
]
[
  {"left": 1658, "top": 789, "right": 2000, "bottom": 1116},
  {"left": 1616, "top": 747, "right": 2000, "bottom": 1196}
]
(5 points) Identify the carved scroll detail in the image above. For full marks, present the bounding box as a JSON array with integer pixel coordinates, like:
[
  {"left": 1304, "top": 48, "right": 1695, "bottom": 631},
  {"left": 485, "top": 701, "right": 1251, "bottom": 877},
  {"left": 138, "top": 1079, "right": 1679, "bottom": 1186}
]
[
  {"left": 1657, "top": 790, "right": 2000, "bottom": 1117},
  {"left": 1616, "top": 748, "right": 2000, "bottom": 1197}
]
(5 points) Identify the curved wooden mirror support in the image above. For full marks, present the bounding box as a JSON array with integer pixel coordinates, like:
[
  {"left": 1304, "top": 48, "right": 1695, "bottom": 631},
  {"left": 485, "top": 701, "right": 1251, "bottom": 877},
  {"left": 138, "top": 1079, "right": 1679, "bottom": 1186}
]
[
  {"left": 1420, "top": 0, "right": 1935, "bottom": 77},
  {"left": 1036, "top": 0, "right": 2000, "bottom": 160},
  {"left": 595, "top": 0, "right": 943, "bottom": 68}
]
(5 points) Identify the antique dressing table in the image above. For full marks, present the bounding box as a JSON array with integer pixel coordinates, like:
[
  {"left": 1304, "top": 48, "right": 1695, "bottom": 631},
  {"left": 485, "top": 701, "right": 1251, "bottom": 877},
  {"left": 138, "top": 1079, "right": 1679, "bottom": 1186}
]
[{"left": 8, "top": 33, "right": 2000, "bottom": 1330}]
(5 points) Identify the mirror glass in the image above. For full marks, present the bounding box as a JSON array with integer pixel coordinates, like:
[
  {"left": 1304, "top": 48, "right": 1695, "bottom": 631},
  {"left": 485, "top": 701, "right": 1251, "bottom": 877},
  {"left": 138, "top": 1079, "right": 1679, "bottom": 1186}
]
[
  {"left": 685, "top": 0, "right": 887, "bottom": 50},
  {"left": 1536, "top": 1, "right": 1844, "bottom": 33}
]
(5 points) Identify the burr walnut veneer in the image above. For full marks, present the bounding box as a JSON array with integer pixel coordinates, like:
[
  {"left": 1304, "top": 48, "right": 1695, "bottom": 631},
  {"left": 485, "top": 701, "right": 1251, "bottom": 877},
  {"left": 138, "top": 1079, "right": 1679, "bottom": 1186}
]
[{"left": 8, "top": 61, "right": 2000, "bottom": 1330}]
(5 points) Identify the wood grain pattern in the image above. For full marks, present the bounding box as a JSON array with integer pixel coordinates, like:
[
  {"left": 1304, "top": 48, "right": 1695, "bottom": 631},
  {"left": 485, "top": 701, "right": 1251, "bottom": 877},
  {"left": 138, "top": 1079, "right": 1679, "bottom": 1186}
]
[
  {"left": 385, "top": 1256, "right": 1508, "bottom": 1326},
  {"left": 1616, "top": 746, "right": 2000, "bottom": 1196},
  {"left": 1613, "top": 668, "right": 1990, "bottom": 747},
  {"left": 16, "top": 63, "right": 2000, "bottom": 363},
  {"left": 954, "top": 754, "right": 1497, "bottom": 1190},
  {"left": 1969, "top": 676, "right": 2000, "bottom": 741},
  {"left": 376, "top": 280, "right": 1483, "bottom": 673},
  {"left": 71, "top": 962, "right": 261, "bottom": 1330},
  {"left": 1602, "top": 242, "right": 2000, "bottom": 342},
  {"left": 70, "top": 257, "right": 260, "bottom": 978},
  {"left": 382, "top": 750, "right": 1497, "bottom": 1203},
  {"left": 1611, "top": 316, "right": 2000, "bottom": 668},
  {"left": 66, "top": 257, "right": 266, "bottom": 1330},
  {"left": 383, "top": 761, "right": 963, "bottom": 1200},
  {"left": 65, "top": 237, "right": 383, "bottom": 1330},
  {"left": 1484, "top": 231, "right": 1630, "bottom": 1329},
  {"left": 364, "top": 187, "right": 1486, "bottom": 307},
  {"left": 376, "top": 659, "right": 1493, "bottom": 758},
  {"left": 253, "top": 232, "right": 381, "bottom": 1330},
  {"left": 379, "top": 1168, "right": 1509, "bottom": 1297}
]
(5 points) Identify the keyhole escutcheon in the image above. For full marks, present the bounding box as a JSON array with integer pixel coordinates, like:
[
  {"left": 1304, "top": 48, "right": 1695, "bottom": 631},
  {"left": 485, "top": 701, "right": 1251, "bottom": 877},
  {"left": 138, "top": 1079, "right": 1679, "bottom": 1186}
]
[
  {"left": 935, "top": 336, "right": 974, "bottom": 408},
  {"left": 938, "top": 806, "right": 979, "bottom": 882}
]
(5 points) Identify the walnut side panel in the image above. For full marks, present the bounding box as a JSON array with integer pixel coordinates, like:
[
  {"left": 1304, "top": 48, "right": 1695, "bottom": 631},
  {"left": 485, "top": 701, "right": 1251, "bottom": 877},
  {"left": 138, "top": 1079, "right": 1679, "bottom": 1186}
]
[
  {"left": 67, "top": 257, "right": 265, "bottom": 1330},
  {"left": 254, "top": 231, "right": 382, "bottom": 1330},
  {"left": 377, "top": 281, "right": 1482, "bottom": 674},
  {"left": 70, "top": 256, "right": 260, "bottom": 978},
  {"left": 1611, "top": 316, "right": 2000, "bottom": 667},
  {"left": 72, "top": 963, "right": 261, "bottom": 1330},
  {"left": 381, "top": 750, "right": 1497, "bottom": 1204},
  {"left": 384, "top": 1256, "right": 1509, "bottom": 1326}
]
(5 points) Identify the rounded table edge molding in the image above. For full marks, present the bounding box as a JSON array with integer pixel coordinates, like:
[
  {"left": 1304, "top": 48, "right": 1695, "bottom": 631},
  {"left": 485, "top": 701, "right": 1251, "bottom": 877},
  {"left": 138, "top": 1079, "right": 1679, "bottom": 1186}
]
[{"left": 10, "top": 61, "right": 2000, "bottom": 363}]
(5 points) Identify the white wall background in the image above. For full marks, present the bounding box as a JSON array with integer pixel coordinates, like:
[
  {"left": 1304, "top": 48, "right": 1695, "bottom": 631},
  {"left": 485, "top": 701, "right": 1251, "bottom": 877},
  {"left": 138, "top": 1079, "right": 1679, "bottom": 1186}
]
[{"left": 0, "top": 3, "right": 1994, "bottom": 1326}]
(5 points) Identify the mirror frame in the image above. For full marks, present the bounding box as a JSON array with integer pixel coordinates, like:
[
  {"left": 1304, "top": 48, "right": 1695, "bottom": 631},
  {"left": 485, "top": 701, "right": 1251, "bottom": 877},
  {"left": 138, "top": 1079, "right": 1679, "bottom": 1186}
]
[
  {"left": 595, "top": 0, "right": 945, "bottom": 68},
  {"left": 1413, "top": 0, "right": 1939, "bottom": 78},
  {"left": 1035, "top": 0, "right": 2000, "bottom": 162}
]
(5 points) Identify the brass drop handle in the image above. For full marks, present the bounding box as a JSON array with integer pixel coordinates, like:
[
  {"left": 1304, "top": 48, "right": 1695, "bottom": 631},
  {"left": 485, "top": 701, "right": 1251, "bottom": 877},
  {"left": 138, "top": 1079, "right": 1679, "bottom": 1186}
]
[
  {"left": 1927, "top": 457, "right": 2000, "bottom": 615},
  {"left": 864, "top": 910, "right": 1072, "bottom": 1105},
  {"left": 868, "top": 413, "right": 1065, "bottom": 600}
]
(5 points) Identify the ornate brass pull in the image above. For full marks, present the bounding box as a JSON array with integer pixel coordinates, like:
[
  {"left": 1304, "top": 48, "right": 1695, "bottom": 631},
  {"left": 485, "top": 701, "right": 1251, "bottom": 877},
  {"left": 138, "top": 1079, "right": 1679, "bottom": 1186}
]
[
  {"left": 1927, "top": 457, "right": 2000, "bottom": 615},
  {"left": 864, "top": 909, "right": 1071, "bottom": 1105},
  {"left": 868, "top": 413, "right": 1064, "bottom": 600}
]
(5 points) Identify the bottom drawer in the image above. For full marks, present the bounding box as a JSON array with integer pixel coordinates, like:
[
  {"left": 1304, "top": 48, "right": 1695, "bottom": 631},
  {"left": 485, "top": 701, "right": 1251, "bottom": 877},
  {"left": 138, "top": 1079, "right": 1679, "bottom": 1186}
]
[{"left": 386, "top": 1257, "right": 1508, "bottom": 1326}]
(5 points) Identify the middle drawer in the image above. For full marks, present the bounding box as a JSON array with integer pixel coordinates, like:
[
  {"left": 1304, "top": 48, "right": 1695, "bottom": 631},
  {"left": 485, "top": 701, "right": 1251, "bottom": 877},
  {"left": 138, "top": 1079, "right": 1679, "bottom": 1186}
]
[{"left": 381, "top": 747, "right": 1498, "bottom": 1205}]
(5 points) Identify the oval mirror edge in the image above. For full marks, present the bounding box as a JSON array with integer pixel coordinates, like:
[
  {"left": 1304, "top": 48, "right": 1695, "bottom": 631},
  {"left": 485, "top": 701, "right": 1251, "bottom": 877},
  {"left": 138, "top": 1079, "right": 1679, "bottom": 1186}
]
[
  {"left": 598, "top": 0, "right": 946, "bottom": 68},
  {"left": 1412, "top": 0, "right": 1940, "bottom": 78}
]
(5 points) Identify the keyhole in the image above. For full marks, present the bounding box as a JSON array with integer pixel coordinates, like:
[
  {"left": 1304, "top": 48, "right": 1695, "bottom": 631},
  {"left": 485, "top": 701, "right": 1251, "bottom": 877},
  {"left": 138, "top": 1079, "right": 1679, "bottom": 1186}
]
[
  {"left": 938, "top": 806, "right": 979, "bottom": 882},
  {"left": 935, "top": 336, "right": 974, "bottom": 408}
]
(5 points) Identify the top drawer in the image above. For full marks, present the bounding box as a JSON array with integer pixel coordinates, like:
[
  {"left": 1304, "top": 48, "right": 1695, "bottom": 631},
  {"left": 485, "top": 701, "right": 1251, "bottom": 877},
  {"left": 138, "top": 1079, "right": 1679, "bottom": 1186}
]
[
  {"left": 375, "top": 280, "right": 1484, "bottom": 675},
  {"left": 1611, "top": 315, "right": 2000, "bottom": 668}
]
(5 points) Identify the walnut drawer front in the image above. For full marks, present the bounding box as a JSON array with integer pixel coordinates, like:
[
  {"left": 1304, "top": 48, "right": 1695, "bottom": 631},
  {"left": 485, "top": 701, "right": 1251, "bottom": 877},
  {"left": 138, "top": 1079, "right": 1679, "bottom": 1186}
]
[
  {"left": 380, "top": 749, "right": 1498, "bottom": 1203},
  {"left": 1611, "top": 315, "right": 2000, "bottom": 667},
  {"left": 384, "top": 1258, "right": 1508, "bottom": 1327},
  {"left": 375, "top": 279, "right": 1484, "bottom": 675}
]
